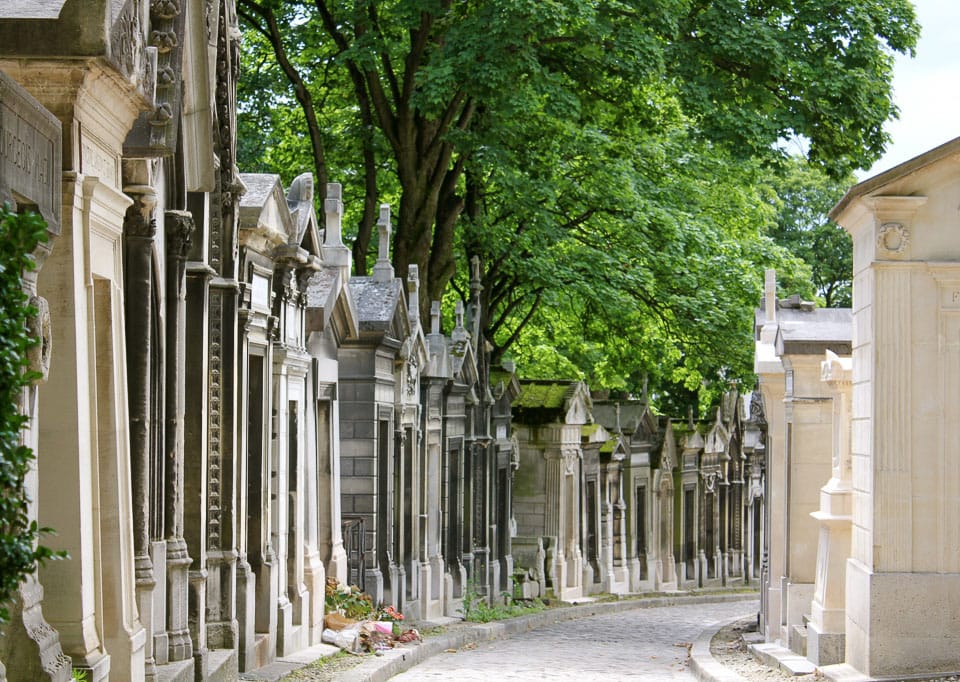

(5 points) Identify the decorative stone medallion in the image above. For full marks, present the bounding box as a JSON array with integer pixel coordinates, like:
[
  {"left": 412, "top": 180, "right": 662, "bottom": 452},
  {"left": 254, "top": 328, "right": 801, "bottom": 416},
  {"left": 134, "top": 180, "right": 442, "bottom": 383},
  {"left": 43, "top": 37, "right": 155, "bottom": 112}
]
[{"left": 877, "top": 222, "right": 909, "bottom": 255}]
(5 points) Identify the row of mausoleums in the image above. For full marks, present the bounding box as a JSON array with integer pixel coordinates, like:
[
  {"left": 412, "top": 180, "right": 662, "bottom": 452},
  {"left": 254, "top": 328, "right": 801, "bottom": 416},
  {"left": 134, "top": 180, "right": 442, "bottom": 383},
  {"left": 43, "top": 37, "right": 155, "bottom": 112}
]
[
  {"left": 756, "top": 137, "right": 960, "bottom": 680},
  {"left": 0, "top": 1, "right": 519, "bottom": 679},
  {"left": 0, "top": 2, "right": 772, "bottom": 681},
  {"left": 510, "top": 381, "right": 767, "bottom": 602}
]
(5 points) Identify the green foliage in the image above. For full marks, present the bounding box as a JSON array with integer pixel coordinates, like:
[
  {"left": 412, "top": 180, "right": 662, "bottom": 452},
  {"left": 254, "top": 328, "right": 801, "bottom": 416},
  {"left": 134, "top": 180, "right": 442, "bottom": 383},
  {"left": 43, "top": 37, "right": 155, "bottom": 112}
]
[
  {"left": 237, "top": 0, "right": 916, "bottom": 416},
  {"left": 765, "top": 157, "right": 854, "bottom": 308},
  {"left": 324, "top": 577, "right": 375, "bottom": 620},
  {"left": 71, "top": 670, "right": 89, "bottom": 682},
  {"left": 0, "top": 204, "right": 63, "bottom": 624},
  {"left": 458, "top": 579, "right": 545, "bottom": 623}
]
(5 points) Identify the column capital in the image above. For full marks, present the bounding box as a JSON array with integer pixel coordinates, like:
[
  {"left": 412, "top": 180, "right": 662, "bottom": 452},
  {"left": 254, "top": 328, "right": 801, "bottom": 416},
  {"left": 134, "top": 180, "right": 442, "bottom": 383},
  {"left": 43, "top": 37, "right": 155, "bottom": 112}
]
[{"left": 165, "top": 209, "right": 195, "bottom": 260}]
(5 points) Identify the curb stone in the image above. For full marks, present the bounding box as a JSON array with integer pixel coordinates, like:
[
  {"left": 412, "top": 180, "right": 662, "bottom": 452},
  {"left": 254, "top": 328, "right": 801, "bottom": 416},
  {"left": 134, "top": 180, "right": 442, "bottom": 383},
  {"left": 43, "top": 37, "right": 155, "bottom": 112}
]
[
  {"left": 689, "top": 614, "right": 752, "bottom": 682},
  {"left": 314, "top": 592, "right": 758, "bottom": 682}
]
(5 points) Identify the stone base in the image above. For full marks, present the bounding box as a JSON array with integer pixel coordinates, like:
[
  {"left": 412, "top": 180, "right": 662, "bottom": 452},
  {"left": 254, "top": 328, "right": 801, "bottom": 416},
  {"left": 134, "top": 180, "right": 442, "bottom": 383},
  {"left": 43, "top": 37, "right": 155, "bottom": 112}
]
[
  {"left": 820, "top": 662, "right": 960, "bottom": 682},
  {"left": 845, "top": 560, "right": 960, "bottom": 678},
  {"left": 205, "top": 650, "right": 238, "bottom": 682},
  {"left": 154, "top": 658, "right": 192, "bottom": 682},
  {"left": 807, "top": 621, "right": 845, "bottom": 666},
  {"left": 788, "top": 623, "right": 807, "bottom": 657},
  {"left": 0, "top": 580, "right": 72, "bottom": 682}
]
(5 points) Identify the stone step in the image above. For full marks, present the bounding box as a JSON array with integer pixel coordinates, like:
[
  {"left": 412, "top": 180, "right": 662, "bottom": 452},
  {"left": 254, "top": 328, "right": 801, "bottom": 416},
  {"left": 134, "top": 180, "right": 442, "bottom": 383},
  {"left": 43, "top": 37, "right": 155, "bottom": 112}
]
[{"left": 749, "top": 641, "right": 816, "bottom": 676}]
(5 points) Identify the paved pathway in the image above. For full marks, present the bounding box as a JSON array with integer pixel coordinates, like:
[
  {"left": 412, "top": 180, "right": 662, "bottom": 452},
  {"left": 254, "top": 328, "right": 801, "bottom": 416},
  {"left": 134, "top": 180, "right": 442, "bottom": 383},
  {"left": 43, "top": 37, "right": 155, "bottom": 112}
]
[{"left": 390, "top": 599, "right": 758, "bottom": 680}]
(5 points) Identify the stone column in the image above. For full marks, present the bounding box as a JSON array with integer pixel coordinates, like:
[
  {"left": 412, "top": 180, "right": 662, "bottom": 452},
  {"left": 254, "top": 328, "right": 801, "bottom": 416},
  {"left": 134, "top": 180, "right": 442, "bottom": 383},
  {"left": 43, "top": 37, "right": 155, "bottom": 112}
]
[
  {"left": 122, "top": 187, "right": 159, "bottom": 679},
  {"left": 181, "top": 208, "right": 213, "bottom": 678},
  {"left": 807, "top": 351, "right": 852, "bottom": 666},
  {"left": 205, "top": 275, "right": 240, "bottom": 651},
  {"left": 164, "top": 210, "right": 194, "bottom": 664},
  {"left": 563, "top": 454, "right": 583, "bottom": 598},
  {"left": 543, "top": 447, "right": 566, "bottom": 595}
]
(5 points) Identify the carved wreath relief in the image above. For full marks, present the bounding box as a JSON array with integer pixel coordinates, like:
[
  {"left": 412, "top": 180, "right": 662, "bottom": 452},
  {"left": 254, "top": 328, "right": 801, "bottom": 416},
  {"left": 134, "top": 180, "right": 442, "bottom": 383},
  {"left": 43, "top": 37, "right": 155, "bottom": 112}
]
[{"left": 877, "top": 222, "right": 909, "bottom": 255}]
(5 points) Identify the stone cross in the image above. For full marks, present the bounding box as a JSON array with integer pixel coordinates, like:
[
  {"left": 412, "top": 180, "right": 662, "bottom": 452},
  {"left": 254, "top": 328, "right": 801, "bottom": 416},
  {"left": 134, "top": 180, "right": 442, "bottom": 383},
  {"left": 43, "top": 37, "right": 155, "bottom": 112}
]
[
  {"left": 324, "top": 183, "right": 344, "bottom": 246},
  {"left": 322, "top": 182, "right": 352, "bottom": 281},
  {"left": 431, "top": 300, "right": 441, "bottom": 335},
  {"left": 470, "top": 254, "right": 483, "bottom": 297},
  {"left": 455, "top": 300, "right": 465, "bottom": 329},
  {"left": 372, "top": 203, "right": 394, "bottom": 282}
]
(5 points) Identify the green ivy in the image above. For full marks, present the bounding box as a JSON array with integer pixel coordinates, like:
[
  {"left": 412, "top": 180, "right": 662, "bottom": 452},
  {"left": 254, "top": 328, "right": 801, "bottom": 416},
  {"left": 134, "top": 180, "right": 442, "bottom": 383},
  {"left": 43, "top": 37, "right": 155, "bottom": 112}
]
[{"left": 0, "top": 203, "right": 63, "bottom": 624}]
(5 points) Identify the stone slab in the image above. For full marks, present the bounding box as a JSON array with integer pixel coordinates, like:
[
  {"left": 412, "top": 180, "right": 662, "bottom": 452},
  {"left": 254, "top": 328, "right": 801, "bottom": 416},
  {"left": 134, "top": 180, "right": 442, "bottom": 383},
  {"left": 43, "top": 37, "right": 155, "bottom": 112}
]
[
  {"left": 238, "top": 661, "right": 301, "bottom": 681},
  {"left": 749, "top": 642, "right": 816, "bottom": 676},
  {"left": 277, "top": 642, "right": 340, "bottom": 664}
]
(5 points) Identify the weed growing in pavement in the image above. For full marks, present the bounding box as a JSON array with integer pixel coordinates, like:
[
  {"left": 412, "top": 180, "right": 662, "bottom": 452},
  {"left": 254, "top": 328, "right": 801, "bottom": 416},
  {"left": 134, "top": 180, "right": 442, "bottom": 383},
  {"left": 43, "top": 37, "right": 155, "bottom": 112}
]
[{"left": 459, "top": 579, "right": 545, "bottom": 623}]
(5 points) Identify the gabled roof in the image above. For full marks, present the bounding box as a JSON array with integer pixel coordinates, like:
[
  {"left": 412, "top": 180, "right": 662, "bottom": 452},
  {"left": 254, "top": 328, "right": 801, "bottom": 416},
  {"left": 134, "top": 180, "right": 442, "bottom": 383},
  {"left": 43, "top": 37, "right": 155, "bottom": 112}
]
[
  {"left": 514, "top": 379, "right": 592, "bottom": 425},
  {"left": 304, "top": 268, "right": 358, "bottom": 342},
  {"left": 348, "top": 276, "right": 408, "bottom": 338},
  {"left": 239, "top": 173, "right": 278, "bottom": 210},
  {"left": 756, "top": 296, "right": 852, "bottom": 356},
  {"left": 0, "top": 1, "right": 67, "bottom": 20},
  {"left": 830, "top": 136, "right": 960, "bottom": 221},
  {"left": 238, "top": 173, "right": 290, "bottom": 251},
  {"left": 591, "top": 400, "right": 659, "bottom": 441},
  {"left": 490, "top": 364, "right": 521, "bottom": 403}
]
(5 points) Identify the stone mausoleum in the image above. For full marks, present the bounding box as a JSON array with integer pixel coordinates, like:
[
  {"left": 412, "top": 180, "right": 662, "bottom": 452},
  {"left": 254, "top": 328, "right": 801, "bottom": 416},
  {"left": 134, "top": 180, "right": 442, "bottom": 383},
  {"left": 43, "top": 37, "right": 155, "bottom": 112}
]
[
  {"left": 0, "top": 2, "right": 773, "bottom": 681},
  {"left": 757, "top": 137, "right": 960, "bottom": 680}
]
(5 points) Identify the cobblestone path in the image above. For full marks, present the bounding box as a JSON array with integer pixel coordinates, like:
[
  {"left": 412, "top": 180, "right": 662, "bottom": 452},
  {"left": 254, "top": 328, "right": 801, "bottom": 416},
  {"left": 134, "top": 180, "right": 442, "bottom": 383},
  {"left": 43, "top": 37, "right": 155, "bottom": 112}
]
[{"left": 390, "top": 599, "right": 757, "bottom": 680}]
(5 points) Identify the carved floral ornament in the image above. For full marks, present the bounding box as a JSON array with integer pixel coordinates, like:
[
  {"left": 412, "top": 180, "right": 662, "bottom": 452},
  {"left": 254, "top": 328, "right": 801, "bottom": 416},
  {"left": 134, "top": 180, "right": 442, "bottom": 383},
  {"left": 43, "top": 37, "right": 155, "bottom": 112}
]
[
  {"left": 703, "top": 471, "right": 718, "bottom": 493},
  {"left": 26, "top": 296, "right": 52, "bottom": 382},
  {"left": 876, "top": 221, "right": 910, "bottom": 255},
  {"left": 151, "top": 0, "right": 181, "bottom": 20}
]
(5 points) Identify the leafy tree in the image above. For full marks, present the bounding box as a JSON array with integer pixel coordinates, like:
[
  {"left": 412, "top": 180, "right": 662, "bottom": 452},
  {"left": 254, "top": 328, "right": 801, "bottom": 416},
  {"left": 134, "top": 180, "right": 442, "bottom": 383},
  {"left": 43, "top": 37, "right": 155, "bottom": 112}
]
[
  {"left": 237, "top": 0, "right": 917, "bottom": 306},
  {"left": 766, "top": 157, "right": 854, "bottom": 308},
  {"left": 0, "top": 205, "right": 63, "bottom": 623},
  {"left": 236, "top": 0, "right": 916, "bottom": 413}
]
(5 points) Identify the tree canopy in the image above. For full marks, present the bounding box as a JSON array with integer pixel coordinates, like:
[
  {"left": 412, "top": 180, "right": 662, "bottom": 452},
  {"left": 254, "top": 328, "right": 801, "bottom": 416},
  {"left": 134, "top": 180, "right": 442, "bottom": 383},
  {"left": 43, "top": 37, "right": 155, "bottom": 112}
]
[{"left": 237, "top": 0, "right": 917, "bottom": 413}]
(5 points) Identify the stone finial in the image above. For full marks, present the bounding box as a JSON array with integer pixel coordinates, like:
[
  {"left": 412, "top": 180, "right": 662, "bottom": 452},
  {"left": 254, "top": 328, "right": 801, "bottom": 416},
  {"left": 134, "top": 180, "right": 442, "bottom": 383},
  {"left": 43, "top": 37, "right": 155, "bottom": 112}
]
[
  {"left": 430, "top": 300, "right": 441, "bottom": 335},
  {"left": 324, "top": 183, "right": 344, "bottom": 247},
  {"left": 372, "top": 203, "right": 394, "bottom": 282},
  {"left": 407, "top": 265, "right": 420, "bottom": 327},
  {"left": 286, "top": 172, "right": 313, "bottom": 245},
  {"left": 615, "top": 403, "right": 621, "bottom": 433}
]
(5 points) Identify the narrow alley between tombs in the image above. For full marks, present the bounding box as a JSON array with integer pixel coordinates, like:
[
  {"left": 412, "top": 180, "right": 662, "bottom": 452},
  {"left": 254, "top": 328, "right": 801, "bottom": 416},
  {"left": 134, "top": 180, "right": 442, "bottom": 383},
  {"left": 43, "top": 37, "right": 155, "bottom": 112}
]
[{"left": 387, "top": 600, "right": 756, "bottom": 681}]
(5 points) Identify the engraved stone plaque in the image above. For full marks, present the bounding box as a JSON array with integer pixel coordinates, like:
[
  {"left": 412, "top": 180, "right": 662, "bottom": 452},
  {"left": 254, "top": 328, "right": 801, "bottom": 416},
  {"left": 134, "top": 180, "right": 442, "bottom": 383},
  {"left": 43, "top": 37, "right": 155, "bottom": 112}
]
[{"left": 0, "top": 70, "right": 61, "bottom": 235}]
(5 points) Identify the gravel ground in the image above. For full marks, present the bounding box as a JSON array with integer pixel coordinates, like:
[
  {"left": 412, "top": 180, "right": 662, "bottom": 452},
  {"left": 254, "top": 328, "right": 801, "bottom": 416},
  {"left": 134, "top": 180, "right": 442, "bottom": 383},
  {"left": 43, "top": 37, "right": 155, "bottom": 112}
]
[{"left": 709, "top": 616, "right": 816, "bottom": 681}]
